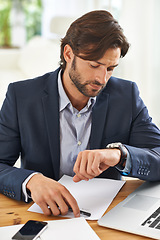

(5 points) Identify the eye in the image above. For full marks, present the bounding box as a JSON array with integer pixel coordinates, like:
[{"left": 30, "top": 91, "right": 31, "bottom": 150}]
[
  {"left": 107, "top": 67, "right": 114, "bottom": 72},
  {"left": 90, "top": 64, "right": 100, "bottom": 69}
]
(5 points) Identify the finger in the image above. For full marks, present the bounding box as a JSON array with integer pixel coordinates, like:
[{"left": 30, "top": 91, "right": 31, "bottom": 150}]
[
  {"left": 53, "top": 197, "right": 69, "bottom": 216},
  {"left": 77, "top": 152, "right": 95, "bottom": 179},
  {"left": 73, "top": 173, "right": 89, "bottom": 182},
  {"left": 86, "top": 152, "right": 98, "bottom": 176},
  {"left": 99, "top": 162, "right": 110, "bottom": 171},
  {"left": 74, "top": 152, "right": 91, "bottom": 179},
  {"left": 61, "top": 187, "right": 80, "bottom": 217},
  {"left": 38, "top": 202, "right": 52, "bottom": 216},
  {"left": 82, "top": 162, "right": 95, "bottom": 179},
  {"left": 73, "top": 151, "right": 82, "bottom": 174},
  {"left": 78, "top": 152, "right": 87, "bottom": 174},
  {"left": 91, "top": 154, "right": 103, "bottom": 175},
  {"left": 47, "top": 200, "right": 61, "bottom": 216},
  {"left": 73, "top": 174, "right": 81, "bottom": 182}
]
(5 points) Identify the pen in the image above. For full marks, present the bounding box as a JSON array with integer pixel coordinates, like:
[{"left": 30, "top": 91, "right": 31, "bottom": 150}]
[
  {"left": 68, "top": 206, "right": 91, "bottom": 217},
  {"left": 55, "top": 204, "right": 91, "bottom": 217}
]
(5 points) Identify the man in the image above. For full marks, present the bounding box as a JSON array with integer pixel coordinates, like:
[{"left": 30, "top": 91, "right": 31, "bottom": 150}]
[{"left": 0, "top": 10, "right": 160, "bottom": 218}]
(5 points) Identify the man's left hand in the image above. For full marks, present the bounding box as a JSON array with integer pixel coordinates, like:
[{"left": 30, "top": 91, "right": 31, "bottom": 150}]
[{"left": 73, "top": 149, "right": 121, "bottom": 182}]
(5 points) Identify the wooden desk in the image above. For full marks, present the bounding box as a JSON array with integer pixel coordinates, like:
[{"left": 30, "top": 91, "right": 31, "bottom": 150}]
[{"left": 0, "top": 179, "right": 151, "bottom": 240}]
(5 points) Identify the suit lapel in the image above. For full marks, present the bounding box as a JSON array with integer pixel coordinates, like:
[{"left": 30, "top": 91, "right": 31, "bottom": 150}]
[
  {"left": 90, "top": 91, "right": 109, "bottom": 149},
  {"left": 42, "top": 69, "right": 60, "bottom": 180}
]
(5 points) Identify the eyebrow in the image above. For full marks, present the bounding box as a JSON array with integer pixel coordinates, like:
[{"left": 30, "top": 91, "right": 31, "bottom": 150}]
[{"left": 95, "top": 61, "right": 119, "bottom": 68}]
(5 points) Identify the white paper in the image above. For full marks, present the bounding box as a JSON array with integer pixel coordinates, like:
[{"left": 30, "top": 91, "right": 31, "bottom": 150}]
[
  {"left": 41, "top": 217, "right": 100, "bottom": 240},
  {"left": 0, "top": 218, "right": 100, "bottom": 240},
  {"left": 28, "top": 175, "right": 125, "bottom": 220},
  {"left": 0, "top": 224, "right": 21, "bottom": 240}
]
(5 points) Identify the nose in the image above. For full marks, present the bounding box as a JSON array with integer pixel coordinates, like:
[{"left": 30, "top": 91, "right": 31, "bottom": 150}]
[{"left": 95, "top": 67, "right": 107, "bottom": 85}]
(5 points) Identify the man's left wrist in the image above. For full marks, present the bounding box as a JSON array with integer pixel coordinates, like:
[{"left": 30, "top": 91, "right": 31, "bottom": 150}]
[{"left": 106, "top": 142, "right": 128, "bottom": 170}]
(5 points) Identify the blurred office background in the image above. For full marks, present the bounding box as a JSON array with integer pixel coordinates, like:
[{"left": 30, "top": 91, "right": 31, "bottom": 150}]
[{"left": 0, "top": 0, "right": 160, "bottom": 127}]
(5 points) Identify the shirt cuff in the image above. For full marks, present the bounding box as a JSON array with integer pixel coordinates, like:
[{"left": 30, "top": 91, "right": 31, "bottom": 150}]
[{"left": 22, "top": 172, "right": 38, "bottom": 202}]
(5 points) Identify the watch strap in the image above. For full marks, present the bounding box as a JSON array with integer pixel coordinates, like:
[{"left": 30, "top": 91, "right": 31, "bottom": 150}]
[{"left": 106, "top": 143, "right": 128, "bottom": 170}]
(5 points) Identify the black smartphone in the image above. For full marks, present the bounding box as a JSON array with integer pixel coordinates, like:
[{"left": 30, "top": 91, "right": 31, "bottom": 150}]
[{"left": 12, "top": 220, "right": 48, "bottom": 240}]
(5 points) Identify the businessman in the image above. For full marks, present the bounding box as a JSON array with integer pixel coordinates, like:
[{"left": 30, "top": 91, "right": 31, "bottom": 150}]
[{"left": 0, "top": 10, "right": 160, "bottom": 218}]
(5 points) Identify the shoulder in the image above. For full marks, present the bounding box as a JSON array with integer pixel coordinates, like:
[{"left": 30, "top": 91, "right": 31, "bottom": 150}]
[
  {"left": 11, "top": 68, "right": 60, "bottom": 89},
  {"left": 107, "top": 76, "right": 135, "bottom": 89},
  {"left": 102, "top": 76, "right": 139, "bottom": 95},
  {"left": 8, "top": 68, "right": 60, "bottom": 97}
]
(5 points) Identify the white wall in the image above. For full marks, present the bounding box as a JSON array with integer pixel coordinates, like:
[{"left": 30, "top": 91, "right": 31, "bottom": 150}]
[{"left": 114, "top": 0, "right": 160, "bottom": 126}]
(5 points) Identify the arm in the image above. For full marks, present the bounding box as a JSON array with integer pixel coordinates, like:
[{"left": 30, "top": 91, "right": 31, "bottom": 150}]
[
  {"left": 73, "top": 82, "right": 160, "bottom": 182},
  {"left": 0, "top": 83, "right": 34, "bottom": 200},
  {"left": 0, "top": 83, "right": 80, "bottom": 216},
  {"left": 125, "top": 82, "right": 160, "bottom": 180}
]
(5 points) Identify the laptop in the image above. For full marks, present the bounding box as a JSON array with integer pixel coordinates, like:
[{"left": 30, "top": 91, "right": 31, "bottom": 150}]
[{"left": 98, "top": 181, "right": 160, "bottom": 240}]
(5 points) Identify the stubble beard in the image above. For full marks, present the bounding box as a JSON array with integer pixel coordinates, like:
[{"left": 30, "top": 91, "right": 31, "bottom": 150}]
[{"left": 69, "top": 56, "right": 105, "bottom": 98}]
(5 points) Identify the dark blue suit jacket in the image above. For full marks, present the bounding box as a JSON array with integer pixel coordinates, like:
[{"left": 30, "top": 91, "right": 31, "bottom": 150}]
[{"left": 0, "top": 68, "right": 160, "bottom": 201}]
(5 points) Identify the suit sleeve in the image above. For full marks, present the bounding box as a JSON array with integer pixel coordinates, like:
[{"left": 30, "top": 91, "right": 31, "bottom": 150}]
[
  {"left": 0, "top": 83, "right": 35, "bottom": 201},
  {"left": 125, "top": 82, "right": 160, "bottom": 181}
]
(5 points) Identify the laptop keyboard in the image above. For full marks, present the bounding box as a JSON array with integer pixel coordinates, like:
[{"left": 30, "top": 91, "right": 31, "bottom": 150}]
[{"left": 141, "top": 207, "right": 160, "bottom": 230}]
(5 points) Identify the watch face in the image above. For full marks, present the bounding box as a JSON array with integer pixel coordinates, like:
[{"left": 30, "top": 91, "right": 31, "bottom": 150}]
[
  {"left": 113, "top": 143, "right": 122, "bottom": 148},
  {"left": 107, "top": 142, "right": 122, "bottom": 148}
]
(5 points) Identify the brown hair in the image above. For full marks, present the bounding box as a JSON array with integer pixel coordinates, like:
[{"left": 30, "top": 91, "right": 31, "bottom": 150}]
[{"left": 60, "top": 10, "right": 130, "bottom": 70}]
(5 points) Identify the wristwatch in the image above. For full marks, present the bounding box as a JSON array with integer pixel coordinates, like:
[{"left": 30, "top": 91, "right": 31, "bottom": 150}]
[{"left": 106, "top": 142, "right": 128, "bottom": 170}]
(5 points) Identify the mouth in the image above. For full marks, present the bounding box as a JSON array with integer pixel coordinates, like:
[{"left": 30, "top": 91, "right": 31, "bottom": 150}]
[{"left": 89, "top": 83, "right": 103, "bottom": 91}]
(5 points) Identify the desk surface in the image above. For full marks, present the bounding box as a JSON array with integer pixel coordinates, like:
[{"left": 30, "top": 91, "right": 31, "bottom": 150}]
[{"left": 0, "top": 179, "right": 151, "bottom": 240}]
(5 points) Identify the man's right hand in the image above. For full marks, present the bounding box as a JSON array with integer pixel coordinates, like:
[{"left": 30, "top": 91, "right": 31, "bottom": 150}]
[{"left": 26, "top": 174, "right": 80, "bottom": 217}]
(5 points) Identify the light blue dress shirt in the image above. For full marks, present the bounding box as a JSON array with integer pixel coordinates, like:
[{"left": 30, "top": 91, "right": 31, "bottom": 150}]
[{"left": 58, "top": 71, "right": 96, "bottom": 177}]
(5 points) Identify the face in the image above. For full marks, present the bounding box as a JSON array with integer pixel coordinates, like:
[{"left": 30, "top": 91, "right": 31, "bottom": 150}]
[{"left": 68, "top": 47, "right": 121, "bottom": 98}]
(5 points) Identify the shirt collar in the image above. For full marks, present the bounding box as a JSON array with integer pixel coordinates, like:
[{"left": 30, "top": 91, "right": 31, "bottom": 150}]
[
  {"left": 58, "top": 70, "right": 96, "bottom": 112},
  {"left": 58, "top": 70, "right": 70, "bottom": 112}
]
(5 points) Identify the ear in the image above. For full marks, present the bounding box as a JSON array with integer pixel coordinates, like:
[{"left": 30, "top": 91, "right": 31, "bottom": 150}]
[{"left": 63, "top": 44, "right": 74, "bottom": 63}]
